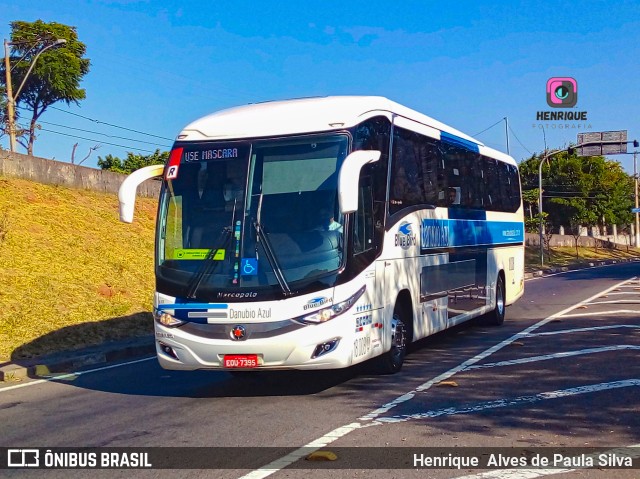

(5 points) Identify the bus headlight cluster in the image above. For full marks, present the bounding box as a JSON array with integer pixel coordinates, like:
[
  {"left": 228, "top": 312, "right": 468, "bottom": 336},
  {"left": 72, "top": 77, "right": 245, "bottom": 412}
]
[
  {"left": 154, "top": 310, "right": 185, "bottom": 328},
  {"left": 295, "top": 286, "right": 366, "bottom": 324}
]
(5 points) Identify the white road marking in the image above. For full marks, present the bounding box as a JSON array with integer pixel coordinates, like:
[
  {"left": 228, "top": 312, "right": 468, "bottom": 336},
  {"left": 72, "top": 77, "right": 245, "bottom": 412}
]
[
  {"left": 0, "top": 356, "right": 155, "bottom": 393},
  {"left": 548, "top": 310, "right": 640, "bottom": 318},
  {"left": 237, "top": 277, "right": 637, "bottom": 479},
  {"left": 526, "top": 324, "right": 640, "bottom": 335},
  {"left": 363, "top": 277, "right": 637, "bottom": 419},
  {"left": 374, "top": 379, "right": 640, "bottom": 423},
  {"left": 600, "top": 291, "right": 640, "bottom": 295},
  {"left": 582, "top": 299, "right": 640, "bottom": 305},
  {"left": 465, "top": 345, "right": 640, "bottom": 370}
]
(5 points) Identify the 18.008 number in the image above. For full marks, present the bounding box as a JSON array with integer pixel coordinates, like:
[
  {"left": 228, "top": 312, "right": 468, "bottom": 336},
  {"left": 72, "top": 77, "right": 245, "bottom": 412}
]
[{"left": 353, "top": 336, "right": 371, "bottom": 358}]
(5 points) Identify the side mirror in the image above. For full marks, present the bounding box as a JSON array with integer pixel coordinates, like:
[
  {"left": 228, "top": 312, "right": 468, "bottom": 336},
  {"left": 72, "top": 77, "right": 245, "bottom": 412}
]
[
  {"left": 118, "top": 164, "right": 165, "bottom": 223},
  {"left": 338, "top": 150, "right": 381, "bottom": 214}
]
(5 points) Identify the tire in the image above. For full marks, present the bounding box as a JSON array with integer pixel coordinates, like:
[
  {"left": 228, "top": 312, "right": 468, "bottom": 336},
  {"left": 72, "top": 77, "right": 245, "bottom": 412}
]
[
  {"left": 373, "top": 306, "right": 409, "bottom": 374},
  {"left": 480, "top": 274, "right": 506, "bottom": 326}
]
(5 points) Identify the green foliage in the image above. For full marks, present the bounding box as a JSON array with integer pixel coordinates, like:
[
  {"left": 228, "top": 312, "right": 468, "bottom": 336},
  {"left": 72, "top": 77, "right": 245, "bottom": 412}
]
[
  {"left": 1, "top": 20, "right": 90, "bottom": 155},
  {"left": 525, "top": 211, "right": 547, "bottom": 234},
  {"left": 97, "top": 149, "right": 168, "bottom": 174},
  {"left": 520, "top": 150, "right": 633, "bottom": 232}
]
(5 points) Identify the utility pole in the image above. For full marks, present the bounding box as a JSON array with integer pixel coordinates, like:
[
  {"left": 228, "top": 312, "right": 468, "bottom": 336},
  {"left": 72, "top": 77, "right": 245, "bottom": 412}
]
[
  {"left": 3, "top": 39, "right": 17, "bottom": 152},
  {"left": 635, "top": 149, "right": 639, "bottom": 247},
  {"left": 504, "top": 117, "right": 510, "bottom": 155},
  {"left": 538, "top": 151, "right": 558, "bottom": 266}
]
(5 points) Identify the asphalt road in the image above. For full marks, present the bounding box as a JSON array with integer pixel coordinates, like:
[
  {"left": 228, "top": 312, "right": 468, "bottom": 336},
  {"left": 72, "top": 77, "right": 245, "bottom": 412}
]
[{"left": 1, "top": 262, "right": 639, "bottom": 479}]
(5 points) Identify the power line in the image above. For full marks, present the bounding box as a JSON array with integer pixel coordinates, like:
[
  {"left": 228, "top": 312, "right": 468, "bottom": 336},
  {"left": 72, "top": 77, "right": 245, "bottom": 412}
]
[
  {"left": 17, "top": 123, "right": 161, "bottom": 153},
  {"left": 45, "top": 105, "right": 173, "bottom": 141},
  {"left": 508, "top": 125, "right": 533, "bottom": 155},
  {"left": 37, "top": 120, "right": 171, "bottom": 148},
  {"left": 473, "top": 119, "right": 504, "bottom": 137}
]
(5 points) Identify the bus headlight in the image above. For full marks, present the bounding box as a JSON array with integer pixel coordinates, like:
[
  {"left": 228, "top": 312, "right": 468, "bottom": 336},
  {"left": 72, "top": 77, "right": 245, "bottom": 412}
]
[
  {"left": 295, "top": 286, "right": 366, "bottom": 324},
  {"left": 154, "top": 310, "right": 185, "bottom": 328}
]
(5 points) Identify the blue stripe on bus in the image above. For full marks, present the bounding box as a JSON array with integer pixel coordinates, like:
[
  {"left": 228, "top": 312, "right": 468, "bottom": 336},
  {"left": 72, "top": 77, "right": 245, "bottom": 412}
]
[
  {"left": 421, "top": 219, "right": 523, "bottom": 250},
  {"left": 440, "top": 131, "right": 481, "bottom": 153}
]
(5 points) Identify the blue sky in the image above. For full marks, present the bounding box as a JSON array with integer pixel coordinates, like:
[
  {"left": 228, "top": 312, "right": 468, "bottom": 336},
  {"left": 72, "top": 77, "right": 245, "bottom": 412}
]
[{"left": 2, "top": 0, "right": 640, "bottom": 172}]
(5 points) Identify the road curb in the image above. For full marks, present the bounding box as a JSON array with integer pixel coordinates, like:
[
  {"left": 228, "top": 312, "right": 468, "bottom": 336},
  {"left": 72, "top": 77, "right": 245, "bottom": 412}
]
[{"left": 0, "top": 335, "right": 155, "bottom": 382}]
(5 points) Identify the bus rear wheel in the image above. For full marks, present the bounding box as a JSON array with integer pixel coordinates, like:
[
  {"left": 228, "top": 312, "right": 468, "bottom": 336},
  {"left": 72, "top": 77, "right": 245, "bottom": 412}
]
[
  {"left": 373, "top": 307, "right": 408, "bottom": 374},
  {"left": 480, "top": 274, "right": 505, "bottom": 326}
]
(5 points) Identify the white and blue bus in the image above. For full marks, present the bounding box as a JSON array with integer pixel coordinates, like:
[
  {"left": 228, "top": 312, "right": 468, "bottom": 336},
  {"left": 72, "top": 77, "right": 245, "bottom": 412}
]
[{"left": 119, "top": 96, "right": 524, "bottom": 374}]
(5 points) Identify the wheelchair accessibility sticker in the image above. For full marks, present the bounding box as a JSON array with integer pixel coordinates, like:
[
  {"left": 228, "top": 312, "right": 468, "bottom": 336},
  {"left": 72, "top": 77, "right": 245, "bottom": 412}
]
[{"left": 241, "top": 258, "right": 258, "bottom": 276}]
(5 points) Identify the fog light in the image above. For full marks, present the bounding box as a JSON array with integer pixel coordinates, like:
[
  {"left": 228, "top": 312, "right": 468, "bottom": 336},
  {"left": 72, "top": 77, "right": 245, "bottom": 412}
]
[
  {"left": 158, "top": 341, "right": 179, "bottom": 360},
  {"left": 311, "top": 338, "right": 340, "bottom": 359}
]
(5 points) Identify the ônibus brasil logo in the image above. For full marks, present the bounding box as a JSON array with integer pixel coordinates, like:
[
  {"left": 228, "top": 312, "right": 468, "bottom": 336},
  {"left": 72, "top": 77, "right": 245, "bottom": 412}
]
[{"left": 395, "top": 222, "right": 416, "bottom": 250}]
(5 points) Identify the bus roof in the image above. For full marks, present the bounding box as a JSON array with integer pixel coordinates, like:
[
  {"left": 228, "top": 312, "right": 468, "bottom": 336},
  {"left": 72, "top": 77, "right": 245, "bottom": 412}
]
[{"left": 178, "top": 96, "right": 516, "bottom": 166}]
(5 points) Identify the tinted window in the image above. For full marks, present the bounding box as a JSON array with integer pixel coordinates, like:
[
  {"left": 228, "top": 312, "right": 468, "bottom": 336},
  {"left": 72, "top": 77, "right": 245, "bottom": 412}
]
[
  {"left": 387, "top": 127, "right": 520, "bottom": 214},
  {"left": 389, "top": 127, "right": 439, "bottom": 214}
]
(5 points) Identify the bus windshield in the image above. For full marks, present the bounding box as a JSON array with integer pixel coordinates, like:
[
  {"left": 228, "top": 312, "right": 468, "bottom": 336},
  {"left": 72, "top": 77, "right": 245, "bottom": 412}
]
[{"left": 157, "top": 134, "right": 349, "bottom": 299}]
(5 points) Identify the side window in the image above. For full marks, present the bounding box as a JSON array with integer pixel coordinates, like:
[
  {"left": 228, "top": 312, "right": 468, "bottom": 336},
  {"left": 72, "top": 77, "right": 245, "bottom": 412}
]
[
  {"left": 484, "top": 158, "right": 501, "bottom": 210},
  {"left": 354, "top": 177, "right": 375, "bottom": 254},
  {"left": 440, "top": 144, "right": 465, "bottom": 207},
  {"left": 495, "top": 161, "right": 508, "bottom": 212},
  {"left": 389, "top": 127, "right": 439, "bottom": 214},
  {"left": 354, "top": 116, "right": 391, "bottom": 205},
  {"left": 507, "top": 164, "right": 522, "bottom": 212},
  {"left": 482, "top": 159, "right": 521, "bottom": 213},
  {"left": 390, "top": 127, "right": 424, "bottom": 213}
]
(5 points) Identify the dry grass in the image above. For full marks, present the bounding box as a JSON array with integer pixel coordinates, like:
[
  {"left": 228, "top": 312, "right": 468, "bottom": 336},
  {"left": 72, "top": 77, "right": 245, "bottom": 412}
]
[{"left": 0, "top": 176, "right": 157, "bottom": 361}]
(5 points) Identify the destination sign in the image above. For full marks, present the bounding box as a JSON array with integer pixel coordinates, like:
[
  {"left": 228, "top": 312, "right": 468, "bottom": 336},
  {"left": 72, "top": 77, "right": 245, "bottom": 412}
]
[{"left": 179, "top": 143, "right": 250, "bottom": 163}]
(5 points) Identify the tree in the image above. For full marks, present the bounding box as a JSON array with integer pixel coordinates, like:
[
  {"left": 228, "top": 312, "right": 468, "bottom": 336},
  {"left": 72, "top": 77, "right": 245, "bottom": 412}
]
[
  {"left": 97, "top": 149, "right": 169, "bottom": 174},
  {"left": 1, "top": 20, "right": 90, "bottom": 155},
  {"left": 519, "top": 150, "right": 633, "bottom": 234}
]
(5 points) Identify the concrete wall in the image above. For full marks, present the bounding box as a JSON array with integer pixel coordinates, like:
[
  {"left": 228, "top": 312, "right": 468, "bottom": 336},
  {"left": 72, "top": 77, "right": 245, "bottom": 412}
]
[
  {"left": 525, "top": 232, "right": 631, "bottom": 248},
  {"left": 0, "top": 150, "right": 160, "bottom": 198}
]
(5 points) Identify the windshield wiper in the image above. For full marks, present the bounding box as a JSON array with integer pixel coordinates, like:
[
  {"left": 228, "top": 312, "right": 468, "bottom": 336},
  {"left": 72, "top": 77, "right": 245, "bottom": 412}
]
[
  {"left": 252, "top": 220, "right": 292, "bottom": 296},
  {"left": 185, "top": 227, "right": 232, "bottom": 299}
]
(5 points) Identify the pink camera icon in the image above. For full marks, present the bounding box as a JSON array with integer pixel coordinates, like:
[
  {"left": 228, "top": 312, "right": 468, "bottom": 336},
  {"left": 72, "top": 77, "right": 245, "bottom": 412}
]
[{"left": 546, "top": 77, "right": 577, "bottom": 108}]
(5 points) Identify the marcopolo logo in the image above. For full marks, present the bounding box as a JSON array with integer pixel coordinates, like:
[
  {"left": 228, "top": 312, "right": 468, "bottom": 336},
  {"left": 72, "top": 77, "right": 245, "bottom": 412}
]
[
  {"left": 546, "top": 77, "right": 577, "bottom": 108},
  {"left": 395, "top": 222, "right": 417, "bottom": 250}
]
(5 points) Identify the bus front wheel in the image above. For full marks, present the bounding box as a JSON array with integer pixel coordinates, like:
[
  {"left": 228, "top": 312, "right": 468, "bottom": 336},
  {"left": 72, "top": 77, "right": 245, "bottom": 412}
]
[{"left": 373, "top": 307, "right": 408, "bottom": 374}]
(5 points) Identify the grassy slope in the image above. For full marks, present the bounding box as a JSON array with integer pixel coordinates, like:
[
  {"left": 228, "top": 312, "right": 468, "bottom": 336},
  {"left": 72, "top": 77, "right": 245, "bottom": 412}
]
[{"left": 0, "top": 176, "right": 158, "bottom": 361}]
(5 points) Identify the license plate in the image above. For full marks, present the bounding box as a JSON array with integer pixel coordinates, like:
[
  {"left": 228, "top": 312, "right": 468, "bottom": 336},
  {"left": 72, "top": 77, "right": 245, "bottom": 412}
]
[{"left": 223, "top": 354, "right": 259, "bottom": 368}]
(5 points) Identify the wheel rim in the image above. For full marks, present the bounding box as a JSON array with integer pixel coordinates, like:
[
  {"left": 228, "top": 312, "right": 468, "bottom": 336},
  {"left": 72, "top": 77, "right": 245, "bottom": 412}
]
[
  {"left": 390, "top": 315, "right": 407, "bottom": 364},
  {"left": 496, "top": 280, "right": 505, "bottom": 316}
]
